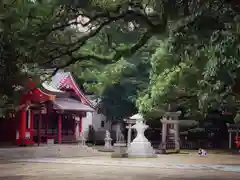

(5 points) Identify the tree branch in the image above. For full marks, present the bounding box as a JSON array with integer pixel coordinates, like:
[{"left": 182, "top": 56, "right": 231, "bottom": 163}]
[
  {"left": 51, "top": 53, "right": 110, "bottom": 76},
  {"left": 44, "top": 10, "right": 148, "bottom": 65},
  {"left": 41, "top": 2, "right": 170, "bottom": 76},
  {"left": 52, "top": 29, "right": 152, "bottom": 76},
  {"left": 112, "top": 30, "right": 152, "bottom": 60},
  {"left": 51, "top": 11, "right": 111, "bottom": 32}
]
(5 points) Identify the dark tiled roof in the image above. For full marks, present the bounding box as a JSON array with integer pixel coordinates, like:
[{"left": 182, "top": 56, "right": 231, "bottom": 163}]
[{"left": 53, "top": 98, "right": 94, "bottom": 112}]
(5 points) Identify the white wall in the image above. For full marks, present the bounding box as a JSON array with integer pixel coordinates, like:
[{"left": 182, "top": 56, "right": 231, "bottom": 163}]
[
  {"left": 92, "top": 111, "right": 110, "bottom": 141},
  {"left": 82, "top": 112, "right": 93, "bottom": 138},
  {"left": 82, "top": 110, "right": 110, "bottom": 141}
]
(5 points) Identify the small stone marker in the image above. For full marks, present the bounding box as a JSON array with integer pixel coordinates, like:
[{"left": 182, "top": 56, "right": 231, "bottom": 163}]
[
  {"left": 99, "top": 130, "right": 114, "bottom": 152},
  {"left": 79, "top": 132, "right": 86, "bottom": 146}
]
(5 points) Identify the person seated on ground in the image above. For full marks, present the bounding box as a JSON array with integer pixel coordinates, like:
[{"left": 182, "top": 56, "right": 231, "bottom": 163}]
[{"left": 198, "top": 148, "right": 207, "bottom": 156}]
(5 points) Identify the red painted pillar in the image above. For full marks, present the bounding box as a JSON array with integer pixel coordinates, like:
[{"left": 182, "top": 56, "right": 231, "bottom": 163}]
[
  {"left": 45, "top": 114, "right": 48, "bottom": 139},
  {"left": 58, "top": 114, "right": 62, "bottom": 144},
  {"left": 38, "top": 113, "right": 42, "bottom": 146},
  {"left": 30, "top": 110, "right": 34, "bottom": 142},
  {"left": 19, "top": 109, "right": 26, "bottom": 145}
]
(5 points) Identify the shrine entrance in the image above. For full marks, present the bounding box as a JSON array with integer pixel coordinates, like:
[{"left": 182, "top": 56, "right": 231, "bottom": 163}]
[
  {"left": 160, "top": 111, "right": 181, "bottom": 154},
  {"left": 32, "top": 112, "right": 76, "bottom": 144},
  {"left": 61, "top": 113, "right": 75, "bottom": 136}
]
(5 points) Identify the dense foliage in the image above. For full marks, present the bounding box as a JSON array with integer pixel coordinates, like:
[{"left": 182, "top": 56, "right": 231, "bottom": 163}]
[
  {"left": 137, "top": 1, "right": 240, "bottom": 119},
  {"left": 1, "top": 0, "right": 240, "bottom": 121},
  {"left": 73, "top": 0, "right": 240, "bottom": 120}
]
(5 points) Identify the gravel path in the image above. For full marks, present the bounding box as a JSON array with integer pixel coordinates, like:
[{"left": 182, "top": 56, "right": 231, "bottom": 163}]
[
  {"left": 14, "top": 156, "right": 240, "bottom": 172},
  {"left": 0, "top": 145, "right": 240, "bottom": 179},
  {"left": 0, "top": 161, "right": 239, "bottom": 180}
]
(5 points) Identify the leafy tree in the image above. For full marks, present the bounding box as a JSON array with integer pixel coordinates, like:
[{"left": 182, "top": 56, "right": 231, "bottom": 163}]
[
  {"left": 1, "top": 0, "right": 240, "bottom": 119},
  {"left": 0, "top": 0, "right": 159, "bottom": 108},
  {"left": 71, "top": 20, "right": 158, "bottom": 121},
  {"left": 67, "top": 0, "right": 240, "bottom": 122},
  {"left": 136, "top": 1, "right": 240, "bottom": 120},
  {"left": 72, "top": 45, "right": 153, "bottom": 121}
]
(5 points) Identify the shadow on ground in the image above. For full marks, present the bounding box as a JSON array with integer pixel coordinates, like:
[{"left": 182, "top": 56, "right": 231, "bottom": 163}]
[
  {"left": 0, "top": 176, "right": 33, "bottom": 180},
  {"left": 0, "top": 175, "right": 237, "bottom": 180}
]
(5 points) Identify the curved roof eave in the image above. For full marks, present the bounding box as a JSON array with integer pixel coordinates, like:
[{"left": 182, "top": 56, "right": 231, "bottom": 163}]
[{"left": 42, "top": 82, "right": 65, "bottom": 93}]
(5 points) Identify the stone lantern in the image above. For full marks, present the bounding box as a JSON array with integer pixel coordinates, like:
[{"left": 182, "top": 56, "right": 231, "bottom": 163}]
[{"left": 127, "top": 113, "right": 156, "bottom": 158}]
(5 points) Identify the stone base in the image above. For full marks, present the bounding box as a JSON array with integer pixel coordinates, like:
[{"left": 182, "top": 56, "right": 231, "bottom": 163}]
[
  {"left": 77, "top": 142, "right": 87, "bottom": 147},
  {"left": 111, "top": 142, "right": 127, "bottom": 158},
  {"left": 114, "top": 140, "right": 127, "bottom": 145},
  {"left": 127, "top": 141, "right": 156, "bottom": 158},
  {"left": 127, "top": 152, "right": 157, "bottom": 158},
  {"left": 99, "top": 148, "right": 114, "bottom": 152},
  {"left": 156, "top": 149, "right": 180, "bottom": 154},
  {"left": 176, "top": 149, "right": 180, "bottom": 153},
  {"left": 111, "top": 152, "right": 128, "bottom": 158},
  {"left": 157, "top": 149, "right": 167, "bottom": 154}
]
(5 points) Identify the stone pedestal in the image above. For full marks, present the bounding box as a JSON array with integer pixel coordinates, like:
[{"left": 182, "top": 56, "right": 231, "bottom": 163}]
[
  {"left": 111, "top": 141, "right": 127, "bottom": 158},
  {"left": 127, "top": 118, "right": 156, "bottom": 158},
  {"left": 100, "top": 131, "right": 114, "bottom": 152},
  {"left": 104, "top": 138, "right": 112, "bottom": 150}
]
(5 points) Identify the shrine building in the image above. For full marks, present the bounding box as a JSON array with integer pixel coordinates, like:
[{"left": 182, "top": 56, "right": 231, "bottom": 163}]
[{"left": 0, "top": 70, "right": 95, "bottom": 146}]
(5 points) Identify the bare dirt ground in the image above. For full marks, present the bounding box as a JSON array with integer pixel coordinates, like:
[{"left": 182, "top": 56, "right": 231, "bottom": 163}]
[
  {"left": 0, "top": 145, "right": 240, "bottom": 180},
  {"left": 0, "top": 161, "right": 239, "bottom": 180},
  {"left": 13, "top": 153, "right": 240, "bottom": 165}
]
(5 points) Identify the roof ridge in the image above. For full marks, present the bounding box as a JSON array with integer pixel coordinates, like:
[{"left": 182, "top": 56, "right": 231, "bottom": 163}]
[{"left": 46, "top": 71, "right": 95, "bottom": 108}]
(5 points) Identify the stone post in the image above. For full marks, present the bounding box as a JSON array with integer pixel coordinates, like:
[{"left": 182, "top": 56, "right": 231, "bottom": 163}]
[
  {"left": 127, "top": 124, "right": 132, "bottom": 147},
  {"left": 174, "top": 122, "right": 180, "bottom": 153},
  {"left": 229, "top": 131, "right": 232, "bottom": 149},
  {"left": 161, "top": 123, "right": 167, "bottom": 153}
]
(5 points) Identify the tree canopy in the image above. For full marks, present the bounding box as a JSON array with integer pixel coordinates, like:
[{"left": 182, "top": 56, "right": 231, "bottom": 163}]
[
  {"left": 137, "top": 0, "right": 240, "bottom": 118},
  {"left": 1, "top": 0, "right": 240, "bottom": 119}
]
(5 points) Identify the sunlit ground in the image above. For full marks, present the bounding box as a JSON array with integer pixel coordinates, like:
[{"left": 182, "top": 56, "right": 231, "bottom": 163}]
[
  {"left": 0, "top": 145, "right": 240, "bottom": 180},
  {"left": 0, "top": 161, "right": 239, "bottom": 180}
]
